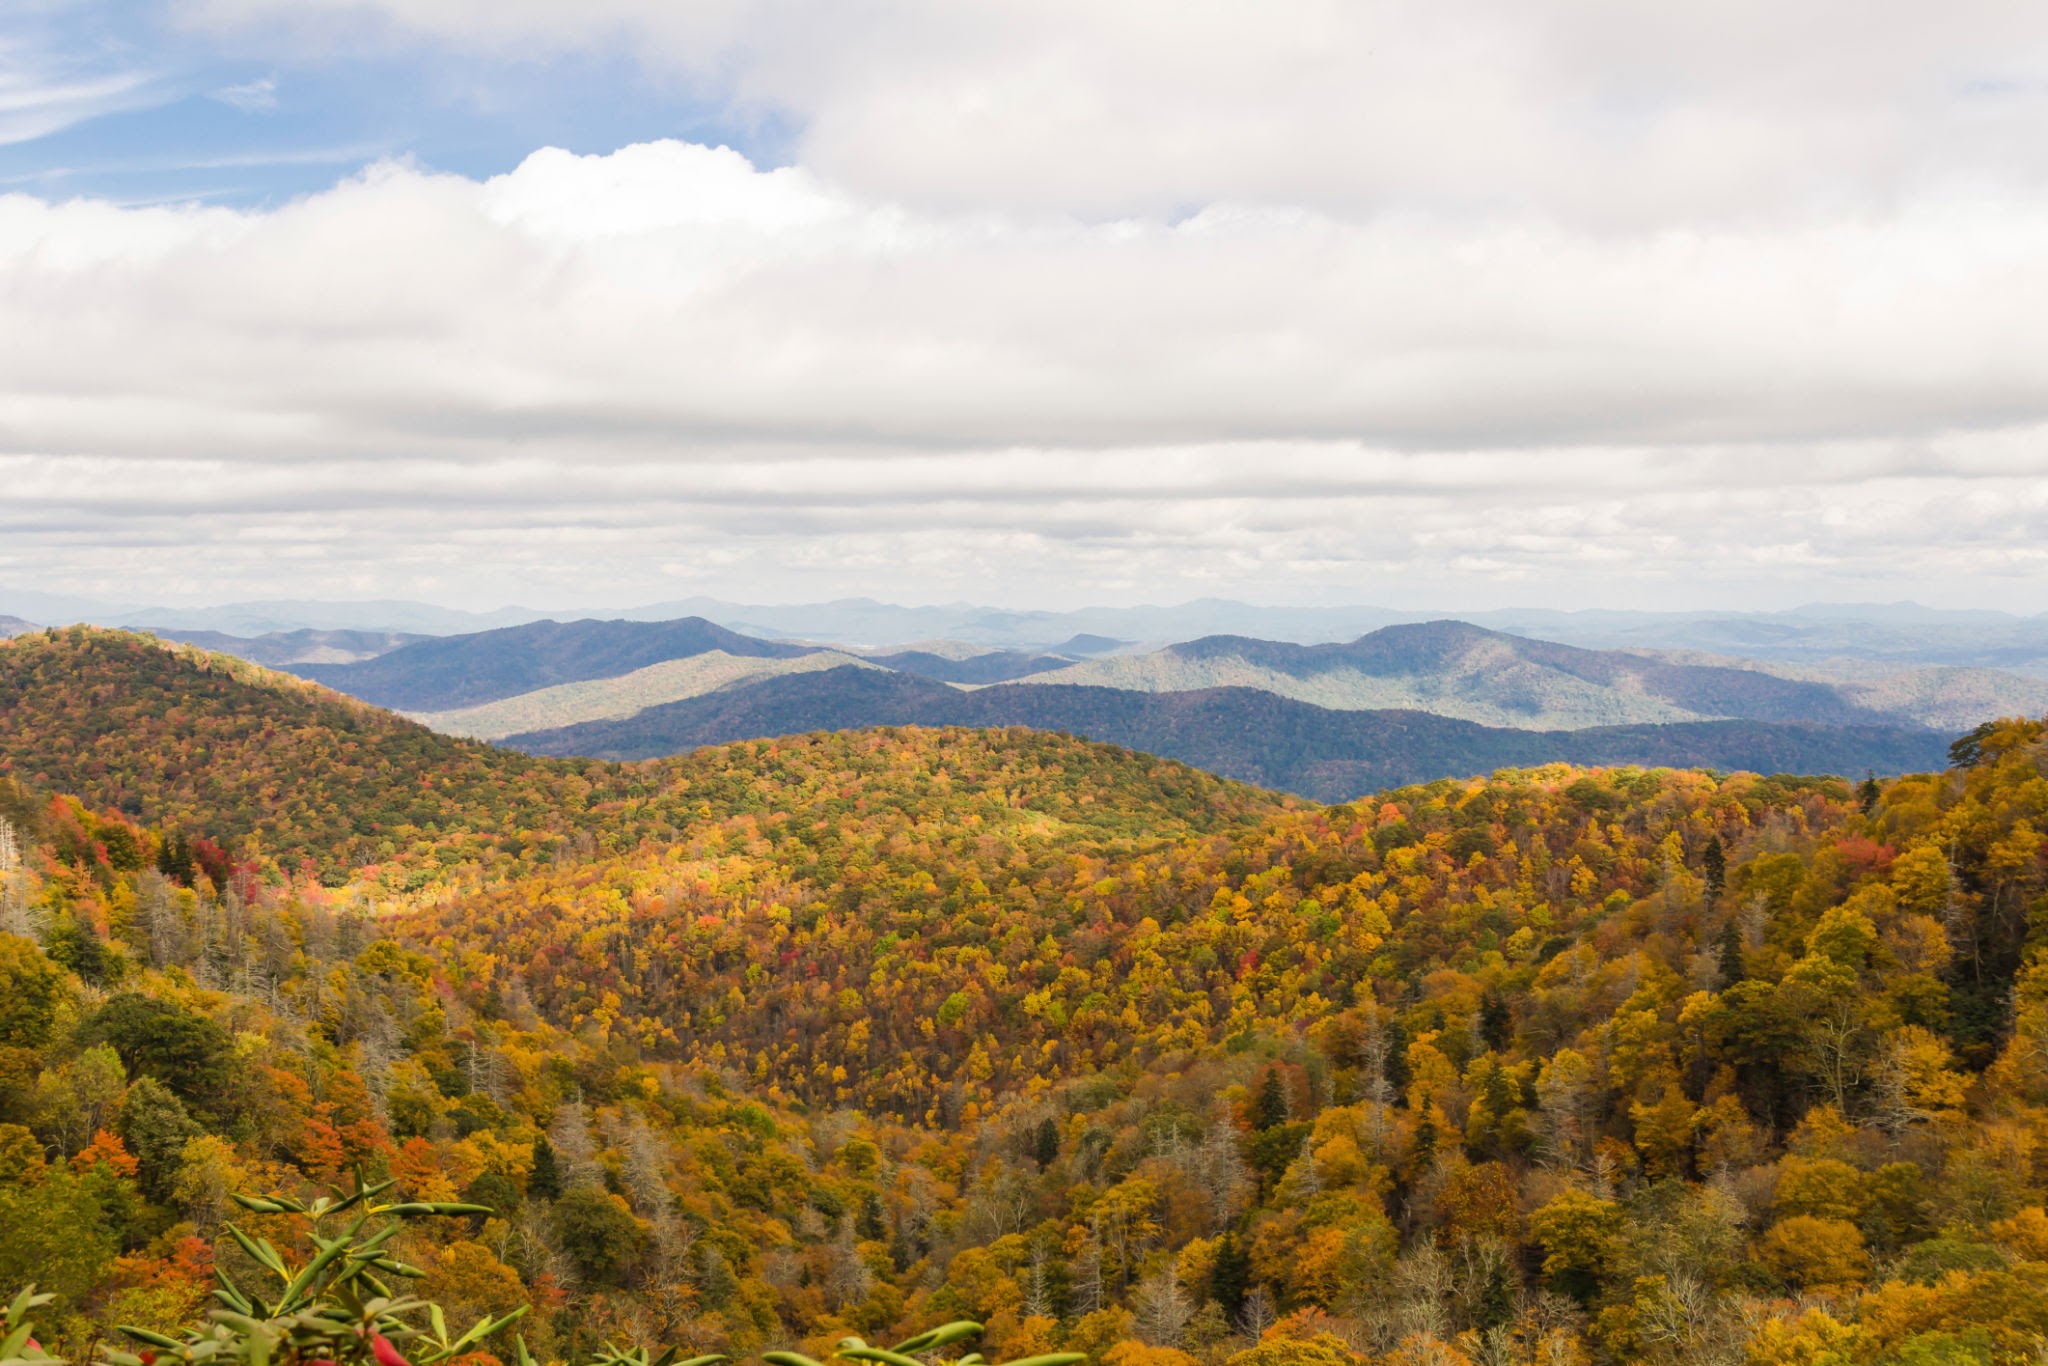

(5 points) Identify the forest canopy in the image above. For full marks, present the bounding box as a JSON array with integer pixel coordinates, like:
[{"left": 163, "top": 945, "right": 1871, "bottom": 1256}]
[{"left": 5, "top": 630, "right": 2048, "bottom": 1366}]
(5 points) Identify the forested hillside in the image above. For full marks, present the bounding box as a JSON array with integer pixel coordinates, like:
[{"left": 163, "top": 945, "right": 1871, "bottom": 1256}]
[
  {"left": 295, "top": 618, "right": 815, "bottom": 711},
  {"left": 505, "top": 666, "right": 1948, "bottom": 799},
  {"left": 7, "top": 629, "right": 2048, "bottom": 1366},
  {"left": 0, "top": 630, "right": 1277, "bottom": 881}
]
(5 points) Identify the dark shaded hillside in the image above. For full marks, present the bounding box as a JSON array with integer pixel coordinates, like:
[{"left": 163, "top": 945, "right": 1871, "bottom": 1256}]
[
  {"left": 506, "top": 664, "right": 1949, "bottom": 797},
  {"left": 294, "top": 615, "right": 815, "bottom": 710},
  {"left": 1173, "top": 619, "right": 1872, "bottom": 724},
  {"left": 868, "top": 647, "right": 1074, "bottom": 683}
]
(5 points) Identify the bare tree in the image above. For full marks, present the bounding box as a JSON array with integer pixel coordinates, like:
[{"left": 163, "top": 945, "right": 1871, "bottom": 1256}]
[
  {"left": 1071, "top": 1226, "right": 1105, "bottom": 1316},
  {"left": 1, "top": 820, "right": 42, "bottom": 941},
  {"left": 1194, "top": 1111, "right": 1252, "bottom": 1231},
  {"left": 1237, "top": 1284, "right": 1277, "bottom": 1341},
  {"left": 549, "top": 1101, "right": 605, "bottom": 1191},
  {"left": 1133, "top": 1268, "right": 1193, "bottom": 1347},
  {"left": 1021, "top": 1247, "right": 1053, "bottom": 1320},
  {"left": 1392, "top": 1244, "right": 1455, "bottom": 1344}
]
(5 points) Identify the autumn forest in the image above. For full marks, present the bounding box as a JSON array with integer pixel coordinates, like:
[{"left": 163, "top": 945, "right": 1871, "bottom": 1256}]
[{"left": 6, "top": 626, "right": 2048, "bottom": 1366}]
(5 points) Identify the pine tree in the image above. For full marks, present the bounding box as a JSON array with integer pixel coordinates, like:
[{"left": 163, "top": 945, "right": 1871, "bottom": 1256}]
[
  {"left": 1478, "top": 990, "right": 1512, "bottom": 1052},
  {"left": 1253, "top": 1068, "right": 1289, "bottom": 1131},
  {"left": 1860, "top": 771, "right": 1882, "bottom": 814},
  {"left": 528, "top": 1133, "right": 562, "bottom": 1201},
  {"left": 1717, "top": 915, "right": 1745, "bottom": 986},
  {"left": 1208, "top": 1230, "right": 1251, "bottom": 1321},
  {"left": 858, "top": 1190, "right": 887, "bottom": 1241},
  {"left": 1410, "top": 1107, "right": 1438, "bottom": 1170},
  {"left": 1702, "top": 836, "right": 1727, "bottom": 906},
  {"left": 1476, "top": 1259, "right": 1515, "bottom": 1330},
  {"left": 1033, "top": 1115, "right": 1062, "bottom": 1170}
]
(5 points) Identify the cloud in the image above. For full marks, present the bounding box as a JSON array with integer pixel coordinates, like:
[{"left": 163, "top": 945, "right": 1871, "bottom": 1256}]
[
  {"left": 210, "top": 75, "right": 278, "bottom": 112},
  {"left": 181, "top": 0, "right": 2048, "bottom": 221},
  {"left": 7, "top": 2, "right": 2048, "bottom": 609},
  {"left": 0, "top": 38, "right": 162, "bottom": 146},
  {"left": 1, "top": 137, "right": 2046, "bottom": 608},
  {"left": 4, "top": 144, "right": 2046, "bottom": 456}
]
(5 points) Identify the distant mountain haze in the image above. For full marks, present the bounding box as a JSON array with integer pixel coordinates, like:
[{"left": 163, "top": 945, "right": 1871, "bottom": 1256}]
[
  {"left": 12, "top": 588, "right": 2048, "bottom": 664},
  {"left": 411, "top": 649, "right": 884, "bottom": 740},
  {"left": 502, "top": 665, "right": 1948, "bottom": 801},
  {"left": 1031, "top": 620, "right": 1871, "bottom": 728},
  {"left": 277, "top": 613, "right": 2047, "bottom": 738},
  {"left": 292, "top": 616, "right": 814, "bottom": 711},
  {"left": 7, "top": 607, "right": 2040, "bottom": 799},
  {"left": 866, "top": 648, "right": 1077, "bottom": 685},
  {"left": 147, "top": 627, "right": 429, "bottom": 667}
]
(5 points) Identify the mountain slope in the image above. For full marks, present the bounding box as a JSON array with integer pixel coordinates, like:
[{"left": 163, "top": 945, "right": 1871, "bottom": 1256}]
[
  {"left": 0, "top": 627, "right": 596, "bottom": 871},
  {"left": 294, "top": 615, "right": 815, "bottom": 710},
  {"left": 0, "top": 628, "right": 1281, "bottom": 873},
  {"left": 866, "top": 646, "right": 1076, "bottom": 684},
  {"left": 1033, "top": 619, "right": 1876, "bottom": 728},
  {"left": 146, "top": 626, "right": 426, "bottom": 666},
  {"left": 15, "top": 619, "right": 2048, "bottom": 1362},
  {"left": 412, "top": 648, "right": 882, "bottom": 739},
  {"left": 506, "top": 665, "right": 1949, "bottom": 798},
  {"left": 291, "top": 614, "right": 2048, "bottom": 744}
]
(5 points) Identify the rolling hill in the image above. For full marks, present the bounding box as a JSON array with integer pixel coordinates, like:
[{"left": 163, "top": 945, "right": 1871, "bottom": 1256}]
[
  {"left": 411, "top": 648, "right": 882, "bottom": 739},
  {"left": 146, "top": 625, "right": 427, "bottom": 666},
  {"left": 292, "top": 615, "right": 816, "bottom": 710},
  {"left": 281, "top": 614, "right": 2048, "bottom": 745},
  {"left": 1030, "top": 620, "right": 1879, "bottom": 728},
  {"left": 0, "top": 627, "right": 1277, "bottom": 872},
  {"left": 505, "top": 664, "right": 1950, "bottom": 800},
  {"left": 0, "top": 627, "right": 598, "bottom": 870},
  {"left": 12, "top": 617, "right": 2048, "bottom": 1364}
]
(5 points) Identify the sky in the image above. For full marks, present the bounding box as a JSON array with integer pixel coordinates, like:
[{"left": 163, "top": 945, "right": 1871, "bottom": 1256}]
[{"left": 2, "top": 0, "right": 2047, "bottom": 614}]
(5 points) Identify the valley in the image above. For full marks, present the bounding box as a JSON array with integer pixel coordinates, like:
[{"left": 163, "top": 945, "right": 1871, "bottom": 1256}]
[{"left": 2, "top": 626, "right": 2047, "bottom": 1365}]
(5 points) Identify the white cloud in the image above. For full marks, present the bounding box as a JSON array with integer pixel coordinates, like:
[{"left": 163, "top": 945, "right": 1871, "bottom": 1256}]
[
  {"left": 0, "top": 138, "right": 2045, "bottom": 608},
  {"left": 180, "top": 0, "right": 2048, "bottom": 221},
  {"left": 0, "top": 37, "right": 161, "bottom": 146},
  {"left": 210, "top": 75, "right": 278, "bottom": 112},
  {"left": 4, "top": 2, "right": 2046, "bottom": 609}
]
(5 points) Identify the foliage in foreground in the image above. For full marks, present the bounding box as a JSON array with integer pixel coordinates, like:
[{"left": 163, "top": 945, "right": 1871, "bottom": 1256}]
[{"left": 1, "top": 1179, "right": 1079, "bottom": 1366}]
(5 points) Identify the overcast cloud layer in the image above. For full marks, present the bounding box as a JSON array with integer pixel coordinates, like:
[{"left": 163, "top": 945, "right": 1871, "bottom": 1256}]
[{"left": 3, "top": 0, "right": 2047, "bottom": 611}]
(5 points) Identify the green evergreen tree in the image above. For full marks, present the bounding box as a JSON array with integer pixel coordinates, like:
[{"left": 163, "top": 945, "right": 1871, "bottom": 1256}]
[
  {"left": 1033, "top": 1115, "right": 1062, "bottom": 1170},
  {"left": 1410, "top": 1108, "right": 1437, "bottom": 1170},
  {"left": 1717, "top": 915, "right": 1746, "bottom": 986},
  {"left": 1476, "top": 1259, "right": 1515, "bottom": 1330},
  {"left": 1253, "top": 1068, "right": 1289, "bottom": 1131},
  {"left": 528, "top": 1134, "right": 562, "bottom": 1201},
  {"left": 858, "top": 1189, "right": 887, "bottom": 1241},
  {"left": 1208, "top": 1230, "right": 1251, "bottom": 1320},
  {"left": 1478, "top": 990, "right": 1512, "bottom": 1052}
]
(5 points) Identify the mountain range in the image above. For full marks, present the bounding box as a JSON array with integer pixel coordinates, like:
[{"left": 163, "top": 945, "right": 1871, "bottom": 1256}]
[
  {"left": 502, "top": 665, "right": 1946, "bottom": 800},
  {"left": 5, "top": 608, "right": 2035, "bottom": 800},
  {"left": 179, "top": 613, "right": 2024, "bottom": 798},
  {"left": 14, "top": 586, "right": 2048, "bottom": 666}
]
